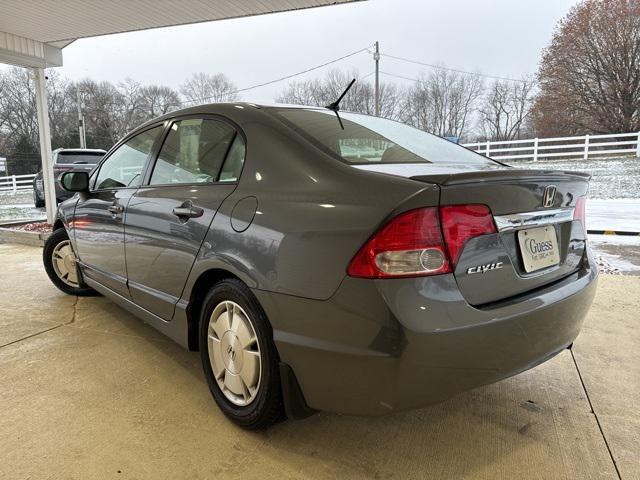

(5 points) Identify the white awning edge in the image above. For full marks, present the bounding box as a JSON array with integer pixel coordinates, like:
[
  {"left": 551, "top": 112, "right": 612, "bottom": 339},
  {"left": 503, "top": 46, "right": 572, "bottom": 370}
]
[{"left": 0, "top": 32, "right": 62, "bottom": 68}]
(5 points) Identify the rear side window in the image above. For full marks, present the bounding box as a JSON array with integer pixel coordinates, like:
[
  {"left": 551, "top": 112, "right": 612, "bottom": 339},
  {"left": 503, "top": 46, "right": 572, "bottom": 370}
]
[
  {"left": 56, "top": 152, "right": 103, "bottom": 165},
  {"left": 219, "top": 135, "right": 246, "bottom": 183},
  {"left": 150, "top": 119, "right": 236, "bottom": 185},
  {"left": 271, "top": 108, "right": 494, "bottom": 166}
]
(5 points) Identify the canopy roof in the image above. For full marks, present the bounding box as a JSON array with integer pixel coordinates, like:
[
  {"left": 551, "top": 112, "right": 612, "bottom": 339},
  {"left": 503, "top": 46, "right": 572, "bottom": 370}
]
[{"left": 0, "top": 0, "right": 358, "bottom": 67}]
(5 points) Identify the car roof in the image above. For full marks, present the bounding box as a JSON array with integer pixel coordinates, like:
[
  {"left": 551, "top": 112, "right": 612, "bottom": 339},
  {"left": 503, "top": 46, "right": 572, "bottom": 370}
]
[{"left": 131, "top": 102, "right": 369, "bottom": 134}]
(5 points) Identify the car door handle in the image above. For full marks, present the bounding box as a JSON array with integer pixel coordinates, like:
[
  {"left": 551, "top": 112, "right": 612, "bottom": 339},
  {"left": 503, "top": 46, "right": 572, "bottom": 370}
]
[
  {"left": 108, "top": 204, "right": 124, "bottom": 215},
  {"left": 172, "top": 202, "right": 204, "bottom": 220}
]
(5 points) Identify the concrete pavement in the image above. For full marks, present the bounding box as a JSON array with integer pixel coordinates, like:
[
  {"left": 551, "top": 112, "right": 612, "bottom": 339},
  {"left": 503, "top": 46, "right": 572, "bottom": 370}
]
[{"left": 0, "top": 243, "right": 637, "bottom": 480}]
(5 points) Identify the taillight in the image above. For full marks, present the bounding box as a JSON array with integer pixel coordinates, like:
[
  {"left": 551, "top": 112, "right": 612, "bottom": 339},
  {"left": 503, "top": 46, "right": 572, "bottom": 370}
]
[
  {"left": 574, "top": 196, "right": 587, "bottom": 235},
  {"left": 347, "top": 208, "right": 451, "bottom": 278},
  {"left": 439, "top": 205, "right": 496, "bottom": 266}
]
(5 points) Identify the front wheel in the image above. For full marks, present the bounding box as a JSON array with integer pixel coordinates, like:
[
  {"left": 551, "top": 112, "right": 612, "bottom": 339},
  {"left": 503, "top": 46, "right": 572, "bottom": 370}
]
[
  {"left": 199, "top": 279, "right": 284, "bottom": 429},
  {"left": 43, "top": 228, "right": 95, "bottom": 296}
]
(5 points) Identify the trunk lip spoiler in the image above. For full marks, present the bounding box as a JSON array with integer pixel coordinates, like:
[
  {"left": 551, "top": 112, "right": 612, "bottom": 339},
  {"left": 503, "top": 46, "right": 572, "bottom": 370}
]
[
  {"left": 411, "top": 169, "right": 591, "bottom": 186},
  {"left": 493, "top": 208, "right": 575, "bottom": 232}
]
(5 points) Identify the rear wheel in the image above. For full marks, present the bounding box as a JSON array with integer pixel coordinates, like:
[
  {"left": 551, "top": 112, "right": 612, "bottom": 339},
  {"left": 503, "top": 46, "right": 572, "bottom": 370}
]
[
  {"left": 199, "top": 278, "right": 284, "bottom": 429},
  {"left": 43, "top": 228, "right": 95, "bottom": 296}
]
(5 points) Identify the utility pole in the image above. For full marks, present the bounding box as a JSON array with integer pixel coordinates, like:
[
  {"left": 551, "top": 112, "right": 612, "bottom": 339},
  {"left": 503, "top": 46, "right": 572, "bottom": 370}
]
[
  {"left": 77, "top": 88, "right": 87, "bottom": 148},
  {"left": 374, "top": 41, "right": 380, "bottom": 117}
]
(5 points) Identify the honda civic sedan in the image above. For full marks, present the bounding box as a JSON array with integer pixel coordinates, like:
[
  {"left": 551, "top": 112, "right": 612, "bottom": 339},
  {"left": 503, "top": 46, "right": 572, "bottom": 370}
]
[{"left": 43, "top": 103, "right": 598, "bottom": 429}]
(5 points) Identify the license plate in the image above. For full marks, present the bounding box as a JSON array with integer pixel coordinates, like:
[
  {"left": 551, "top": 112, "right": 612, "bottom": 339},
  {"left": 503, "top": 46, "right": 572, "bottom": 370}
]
[{"left": 517, "top": 226, "right": 560, "bottom": 273}]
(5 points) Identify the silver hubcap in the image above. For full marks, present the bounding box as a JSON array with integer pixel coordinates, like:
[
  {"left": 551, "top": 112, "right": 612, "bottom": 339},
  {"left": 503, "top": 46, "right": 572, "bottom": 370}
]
[
  {"left": 207, "top": 301, "right": 261, "bottom": 406},
  {"left": 51, "top": 240, "right": 79, "bottom": 288}
]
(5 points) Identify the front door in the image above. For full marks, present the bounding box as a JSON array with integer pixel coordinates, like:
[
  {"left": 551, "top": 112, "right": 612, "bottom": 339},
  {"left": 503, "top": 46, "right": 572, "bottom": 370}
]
[
  {"left": 73, "top": 125, "right": 163, "bottom": 297},
  {"left": 124, "top": 117, "right": 246, "bottom": 319}
]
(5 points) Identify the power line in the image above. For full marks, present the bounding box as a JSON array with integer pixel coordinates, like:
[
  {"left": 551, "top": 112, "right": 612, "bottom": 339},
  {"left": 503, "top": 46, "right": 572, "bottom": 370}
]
[
  {"left": 378, "top": 52, "right": 528, "bottom": 84},
  {"left": 180, "top": 44, "right": 374, "bottom": 106},
  {"left": 380, "top": 71, "right": 423, "bottom": 83}
]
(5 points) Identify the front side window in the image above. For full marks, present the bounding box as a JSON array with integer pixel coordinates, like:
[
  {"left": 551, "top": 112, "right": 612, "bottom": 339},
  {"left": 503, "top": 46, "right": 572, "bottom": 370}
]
[
  {"left": 270, "top": 108, "right": 495, "bottom": 166},
  {"left": 150, "top": 118, "right": 236, "bottom": 185},
  {"left": 95, "top": 126, "right": 161, "bottom": 190}
]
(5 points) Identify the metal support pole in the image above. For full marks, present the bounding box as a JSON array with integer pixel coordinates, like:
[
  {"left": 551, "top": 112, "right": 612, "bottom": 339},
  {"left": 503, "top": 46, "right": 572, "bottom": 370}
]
[
  {"left": 33, "top": 68, "right": 56, "bottom": 224},
  {"left": 636, "top": 132, "right": 640, "bottom": 158},
  {"left": 374, "top": 41, "right": 380, "bottom": 117},
  {"left": 77, "top": 88, "right": 86, "bottom": 149},
  {"left": 533, "top": 137, "right": 539, "bottom": 162}
]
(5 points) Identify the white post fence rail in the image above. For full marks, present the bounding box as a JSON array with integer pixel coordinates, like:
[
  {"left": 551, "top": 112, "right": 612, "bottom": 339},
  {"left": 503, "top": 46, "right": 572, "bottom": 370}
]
[
  {"left": 0, "top": 174, "right": 37, "bottom": 193},
  {"left": 464, "top": 131, "right": 640, "bottom": 162}
]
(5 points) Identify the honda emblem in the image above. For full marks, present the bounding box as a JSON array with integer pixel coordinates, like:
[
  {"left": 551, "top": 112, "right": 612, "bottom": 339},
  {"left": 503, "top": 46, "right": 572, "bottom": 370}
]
[{"left": 542, "top": 185, "right": 557, "bottom": 208}]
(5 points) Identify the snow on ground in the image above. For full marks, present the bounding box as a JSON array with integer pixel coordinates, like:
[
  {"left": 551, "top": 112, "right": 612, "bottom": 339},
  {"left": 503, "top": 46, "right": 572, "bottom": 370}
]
[
  {"left": 589, "top": 234, "right": 640, "bottom": 275},
  {"left": 587, "top": 198, "right": 640, "bottom": 233},
  {"left": 509, "top": 156, "right": 640, "bottom": 199},
  {"left": 0, "top": 203, "right": 45, "bottom": 223}
]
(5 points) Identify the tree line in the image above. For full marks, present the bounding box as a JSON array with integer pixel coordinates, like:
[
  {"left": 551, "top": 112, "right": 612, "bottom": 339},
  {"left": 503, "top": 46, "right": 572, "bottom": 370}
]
[
  {"left": 275, "top": 69, "right": 537, "bottom": 142},
  {"left": 0, "top": 65, "right": 539, "bottom": 162},
  {"left": 0, "top": 0, "right": 637, "bottom": 173},
  {"left": 0, "top": 69, "right": 238, "bottom": 155}
]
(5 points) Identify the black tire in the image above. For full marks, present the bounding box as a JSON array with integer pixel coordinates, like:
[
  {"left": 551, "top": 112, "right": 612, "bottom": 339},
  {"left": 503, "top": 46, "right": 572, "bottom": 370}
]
[
  {"left": 199, "top": 278, "right": 284, "bottom": 429},
  {"left": 34, "top": 189, "right": 45, "bottom": 208},
  {"left": 43, "top": 228, "right": 96, "bottom": 296}
]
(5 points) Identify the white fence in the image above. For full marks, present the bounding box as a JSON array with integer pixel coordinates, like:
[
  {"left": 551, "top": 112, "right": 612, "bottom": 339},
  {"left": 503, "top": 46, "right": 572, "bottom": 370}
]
[
  {"left": 0, "top": 174, "right": 36, "bottom": 193},
  {"left": 463, "top": 132, "right": 640, "bottom": 162}
]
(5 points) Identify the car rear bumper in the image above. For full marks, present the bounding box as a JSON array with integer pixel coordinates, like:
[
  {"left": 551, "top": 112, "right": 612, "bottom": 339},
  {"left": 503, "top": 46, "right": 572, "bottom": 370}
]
[{"left": 255, "top": 251, "right": 598, "bottom": 416}]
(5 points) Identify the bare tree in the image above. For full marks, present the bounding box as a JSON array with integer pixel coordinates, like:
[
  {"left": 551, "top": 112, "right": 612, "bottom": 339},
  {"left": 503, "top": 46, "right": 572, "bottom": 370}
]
[
  {"left": 115, "top": 78, "right": 146, "bottom": 136},
  {"left": 180, "top": 72, "right": 239, "bottom": 104},
  {"left": 110, "top": 80, "right": 181, "bottom": 138},
  {"left": 534, "top": 0, "right": 640, "bottom": 135},
  {"left": 138, "top": 85, "right": 181, "bottom": 117},
  {"left": 46, "top": 71, "right": 77, "bottom": 148},
  {"left": 77, "top": 78, "right": 126, "bottom": 149},
  {"left": 276, "top": 69, "right": 403, "bottom": 119},
  {"left": 0, "top": 67, "right": 76, "bottom": 151},
  {"left": 478, "top": 78, "right": 536, "bottom": 141},
  {"left": 0, "top": 67, "right": 39, "bottom": 150},
  {"left": 400, "top": 68, "right": 484, "bottom": 139}
]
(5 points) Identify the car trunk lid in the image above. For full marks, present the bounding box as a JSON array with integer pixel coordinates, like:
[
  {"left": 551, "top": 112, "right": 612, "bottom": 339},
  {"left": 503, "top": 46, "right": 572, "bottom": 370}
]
[{"left": 357, "top": 163, "right": 590, "bottom": 305}]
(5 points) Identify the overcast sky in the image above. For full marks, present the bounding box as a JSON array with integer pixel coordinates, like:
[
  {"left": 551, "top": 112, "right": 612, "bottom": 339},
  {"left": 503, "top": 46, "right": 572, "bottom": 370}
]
[{"left": 55, "top": 0, "right": 578, "bottom": 103}]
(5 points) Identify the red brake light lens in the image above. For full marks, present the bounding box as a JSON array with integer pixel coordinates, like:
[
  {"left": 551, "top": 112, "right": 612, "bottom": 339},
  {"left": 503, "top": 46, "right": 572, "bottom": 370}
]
[
  {"left": 347, "top": 208, "right": 451, "bottom": 278},
  {"left": 439, "top": 205, "right": 496, "bottom": 266},
  {"left": 574, "top": 196, "right": 587, "bottom": 235}
]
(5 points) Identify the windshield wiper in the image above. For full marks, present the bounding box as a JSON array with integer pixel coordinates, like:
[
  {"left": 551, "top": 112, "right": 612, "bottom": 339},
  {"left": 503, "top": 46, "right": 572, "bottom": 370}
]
[{"left": 325, "top": 78, "right": 356, "bottom": 130}]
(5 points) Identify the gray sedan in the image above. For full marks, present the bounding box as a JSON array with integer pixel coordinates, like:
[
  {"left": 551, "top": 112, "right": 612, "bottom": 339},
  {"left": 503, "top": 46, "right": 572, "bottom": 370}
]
[{"left": 43, "top": 103, "right": 598, "bottom": 429}]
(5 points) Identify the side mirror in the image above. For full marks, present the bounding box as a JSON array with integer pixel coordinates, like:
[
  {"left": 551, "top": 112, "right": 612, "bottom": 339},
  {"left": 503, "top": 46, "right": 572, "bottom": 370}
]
[{"left": 60, "top": 171, "right": 89, "bottom": 192}]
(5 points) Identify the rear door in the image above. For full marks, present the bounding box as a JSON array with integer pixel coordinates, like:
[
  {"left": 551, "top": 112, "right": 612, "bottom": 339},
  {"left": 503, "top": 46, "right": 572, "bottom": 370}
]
[
  {"left": 124, "top": 116, "right": 246, "bottom": 319},
  {"left": 73, "top": 125, "right": 163, "bottom": 297}
]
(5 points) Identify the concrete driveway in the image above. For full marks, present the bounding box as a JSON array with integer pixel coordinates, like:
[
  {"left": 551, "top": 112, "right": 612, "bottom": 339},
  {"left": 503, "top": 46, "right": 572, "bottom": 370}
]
[{"left": 0, "top": 243, "right": 638, "bottom": 480}]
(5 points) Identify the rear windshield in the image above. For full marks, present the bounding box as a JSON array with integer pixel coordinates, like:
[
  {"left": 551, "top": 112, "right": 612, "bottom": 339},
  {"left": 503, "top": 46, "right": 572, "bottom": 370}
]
[
  {"left": 56, "top": 152, "right": 103, "bottom": 165},
  {"left": 270, "top": 108, "right": 494, "bottom": 166}
]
